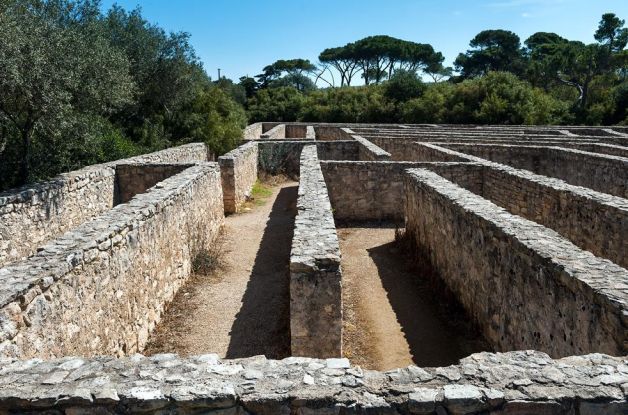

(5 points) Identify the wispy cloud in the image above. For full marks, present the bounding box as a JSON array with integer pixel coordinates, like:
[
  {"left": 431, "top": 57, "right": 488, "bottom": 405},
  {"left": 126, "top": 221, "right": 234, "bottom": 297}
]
[{"left": 521, "top": 12, "right": 532, "bottom": 18}]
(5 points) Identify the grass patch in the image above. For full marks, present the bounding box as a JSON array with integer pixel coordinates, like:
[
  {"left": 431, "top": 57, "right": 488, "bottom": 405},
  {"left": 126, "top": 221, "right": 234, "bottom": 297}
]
[{"left": 245, "top": 180, "right": 273, "bottom": 207}]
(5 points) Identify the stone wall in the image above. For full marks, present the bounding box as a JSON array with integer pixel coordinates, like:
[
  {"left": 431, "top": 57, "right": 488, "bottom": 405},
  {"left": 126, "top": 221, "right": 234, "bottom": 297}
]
[
  {"left": 477, "top": 164, "right": 628, "bottom": 269},
  {"left": 404, "top": 169, "right": 627, "bottom": 358},
  {"left": 218, "top": 141, "right": 259, "bottom": 214},
  {"left": 0, "top": 143, "right": 209, "bottom": 268},
  {"left": 243, "top": 122, "right": 263, "bottom": 139},
  {"left": 321, "top": 161, "right": 484, "bottom": 222},
  {"left": 314, "top": 126, "right": 353, "bottom": 141},
  {"left": 0, "top": 163, "right": 224, "bottom": 359},
  {"left": 257, "top": 141, "right": 359, "bottom": 177},
  {"left": 0, "top": 351, "right": 625, "bottom": 414},
  {"left": 115, "top": 163, "right": 191, "bottom": 204},
  {"left": 261, "top": 124, "right": 286, "bottom": 139},
  {"left": 441, "top": 144, "right": 628, "bottom": 198},
  {"left": 290, "top": 145, "right": 342, "bottom": 358},
  {"left": 286, "top": 124, "right": 307, "bottom": 138},
  {"left": 306, "top": 125, "right": 316, "bottom": 139},
  {"left": 354, "top": 135, "right": 392, "bottom": 161}
]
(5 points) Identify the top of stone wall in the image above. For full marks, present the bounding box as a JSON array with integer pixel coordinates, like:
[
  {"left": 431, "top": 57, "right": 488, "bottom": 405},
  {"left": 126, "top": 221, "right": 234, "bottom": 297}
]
[
  {"left": 0, "top": 351, "right": 625, "bottom": 413},
  {"left": 291, "top": 145, "right": 340, "bottom": 271}
]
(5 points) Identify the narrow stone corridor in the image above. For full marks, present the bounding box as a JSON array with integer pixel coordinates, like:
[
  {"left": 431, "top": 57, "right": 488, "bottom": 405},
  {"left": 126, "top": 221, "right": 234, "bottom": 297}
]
[
  {"left": 339, "top": 226, "right": 488, "bottom": 370},
  {"left": 144, "top": 181, "right": 297, "bottom": 358}
]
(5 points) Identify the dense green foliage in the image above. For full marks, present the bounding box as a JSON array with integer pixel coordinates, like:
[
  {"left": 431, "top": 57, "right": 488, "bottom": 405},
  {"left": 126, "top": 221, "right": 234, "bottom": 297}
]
[
  {"left": 244, "top": 14, "right": 627, "bottom": 127},
  {"left": 0, "top": 0, "right": 245, "bottom": 190},
  {"left": 0, "top": 2, "right": 625, "bottom": 191}
]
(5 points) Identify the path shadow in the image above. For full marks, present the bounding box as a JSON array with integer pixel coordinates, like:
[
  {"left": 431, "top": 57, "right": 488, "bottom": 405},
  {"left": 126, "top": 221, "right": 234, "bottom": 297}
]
[
  {"left": 367, "top": 241, "right": 489, "bottom": 367},
  {"left": 225, "top": 185, "right": 297, "bottom": 359}
]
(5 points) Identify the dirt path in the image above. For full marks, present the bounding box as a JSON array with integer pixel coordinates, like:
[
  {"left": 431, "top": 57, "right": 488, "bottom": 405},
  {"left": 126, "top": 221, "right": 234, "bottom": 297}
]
[
  {"left": 144, "top": 181, "right": 297, "bottom": 359},
  {"left": 339, "top": 226, "right": 487, "bottom": 371}
]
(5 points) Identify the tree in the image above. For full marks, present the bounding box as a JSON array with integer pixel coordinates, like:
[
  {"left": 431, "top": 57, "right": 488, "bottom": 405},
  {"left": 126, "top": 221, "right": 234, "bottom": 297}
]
[
  {"left": 454, "top": 30, "right": 524, "bottom": 78},
  {"left": 183, "top": 86, "right": 247, "bottom": 156},
  {"left": 256, "top": 59, "right": 317, "bottom": 91},
  {"left": 383, "top": 70, "right": 425, "bottom": 102},
  {"left": 238, "top": 76, "right": 259, "bottom": 99},
  {"left": 0, "top": 0, "right": 133, "bottom": 185},
  {"left": 319, "top": 45, "right": 360, "bottom": 86},
  {"left": 246, "top": 87, "right": 305, "bottom": 122},
  {"left": 103, "top": 5, "right": 209, "bottom": 148},
  {"left": 595, "top": 13, "right": 628, "bottom": 55}
]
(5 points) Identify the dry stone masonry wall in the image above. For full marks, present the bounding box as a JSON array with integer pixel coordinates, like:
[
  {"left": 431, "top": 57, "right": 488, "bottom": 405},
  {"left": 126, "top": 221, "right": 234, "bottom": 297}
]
[
  {"left": 290, "top": 145, "right": 342, "bottom": 358},
  {"left": 404, "top": 168, "right": 627, "bottom": 357},
  {"left": 0, "top": 351, "right": 626, "bottom": 414},
  {"left": 218, "top": 141, "right": 259, "bottom": 213},
  {"left": 0, "top": 143, "right": 209, "bottom": 268},
  {"left": 0, "top": 163, "right": 224, "bottom": 359}
]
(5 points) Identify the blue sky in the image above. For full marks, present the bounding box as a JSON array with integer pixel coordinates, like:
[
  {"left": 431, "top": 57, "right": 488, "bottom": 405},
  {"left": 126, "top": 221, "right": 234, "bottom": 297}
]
[{"left": 100, "top": 0, "right": 628, "bottom": 83}]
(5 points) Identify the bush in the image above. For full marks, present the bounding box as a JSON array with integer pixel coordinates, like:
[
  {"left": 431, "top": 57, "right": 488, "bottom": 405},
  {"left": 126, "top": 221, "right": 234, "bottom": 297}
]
[
  {"left": 246, "top": 87, "right": 305, "bottom": 122},
  {"left": 300, "top": 86, "right": 395, "bottom": 123},
  {"left": 383, "top": 70, "right": 426, "bottom": 102}
]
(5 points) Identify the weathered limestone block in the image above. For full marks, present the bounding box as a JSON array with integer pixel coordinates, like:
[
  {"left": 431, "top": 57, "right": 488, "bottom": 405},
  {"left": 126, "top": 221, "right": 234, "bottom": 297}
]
[
  {"left": 218, "top": 141, "right": 259, "bottom": 214},
  {"left": 290, "top": 145, "right": 342, "bottom": 358}
]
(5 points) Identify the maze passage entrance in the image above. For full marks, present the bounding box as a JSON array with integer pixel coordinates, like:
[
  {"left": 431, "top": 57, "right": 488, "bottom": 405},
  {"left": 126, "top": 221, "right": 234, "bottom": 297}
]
[{"left": 339, "top": 225, "right": 489, "bottom": 370}]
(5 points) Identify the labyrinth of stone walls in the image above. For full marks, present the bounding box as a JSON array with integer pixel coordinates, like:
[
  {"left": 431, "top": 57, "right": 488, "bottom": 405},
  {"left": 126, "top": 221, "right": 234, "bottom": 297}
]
[{"left": 0, "top": 123, "right": 627, "bottom": 413}]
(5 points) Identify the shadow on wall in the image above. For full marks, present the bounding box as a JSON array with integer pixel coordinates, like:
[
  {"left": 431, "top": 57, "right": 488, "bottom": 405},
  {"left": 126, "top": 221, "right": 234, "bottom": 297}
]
[
  {"left": 367, "top": 241, "right": 489, "bottom": 367},
  {"left": 225, "top": 185, "right": 297, "bottom": 359}
]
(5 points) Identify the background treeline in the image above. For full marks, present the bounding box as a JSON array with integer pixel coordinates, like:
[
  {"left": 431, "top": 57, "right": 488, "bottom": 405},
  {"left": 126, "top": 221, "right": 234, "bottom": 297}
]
[
  {"left": 243, "top": 14, "right": 627, "bottom": 127},
  {"left": 0, "top": 1, "right": 626, "bottom": 190},
  {"left": 0, "top": 0, "right": 246, "bottom": 190}
]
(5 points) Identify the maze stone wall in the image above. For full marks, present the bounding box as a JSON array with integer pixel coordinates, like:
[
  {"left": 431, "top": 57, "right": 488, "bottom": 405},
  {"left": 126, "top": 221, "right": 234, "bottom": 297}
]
[
  {"left": 219, "top": 141, "right": 259, "bottom": 214},
  {"left": 0, "top": 163, "right": 224, "bottom": 359},
  {"left": 290, "top": 145, "right": 342, "bottom": 358},
  {"left": 0, "top": 143, "right": 209, "bottom": 268},
  {"left": 404, "top": 169, "right": 627, "bottom": 358}
]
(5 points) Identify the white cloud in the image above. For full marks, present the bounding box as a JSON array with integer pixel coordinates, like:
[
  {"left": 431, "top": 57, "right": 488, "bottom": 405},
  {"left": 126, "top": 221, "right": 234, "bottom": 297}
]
[{"left": 521, "top": 12, "right": 532, "bottom": 18}]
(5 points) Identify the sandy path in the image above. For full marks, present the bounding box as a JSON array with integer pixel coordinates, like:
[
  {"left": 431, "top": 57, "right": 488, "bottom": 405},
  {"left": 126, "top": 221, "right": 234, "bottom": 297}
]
[
  {"left": 339, "top": 226, "right": 487, "bottom": 371},
  {"left": 144, "top": 181, "right": 297, "bottom": 359}
]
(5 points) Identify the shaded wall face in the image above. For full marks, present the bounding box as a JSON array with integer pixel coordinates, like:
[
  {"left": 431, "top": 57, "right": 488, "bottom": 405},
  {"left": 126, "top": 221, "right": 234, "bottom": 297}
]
[{"left": 115, "top": 164, "right": 191, "bottom": 204}]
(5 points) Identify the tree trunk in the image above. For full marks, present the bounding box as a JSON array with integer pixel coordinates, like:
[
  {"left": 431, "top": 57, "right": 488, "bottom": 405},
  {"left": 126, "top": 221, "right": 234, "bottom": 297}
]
[{"left": 18, "top": 127, "right": 32, "bottom": 185}]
